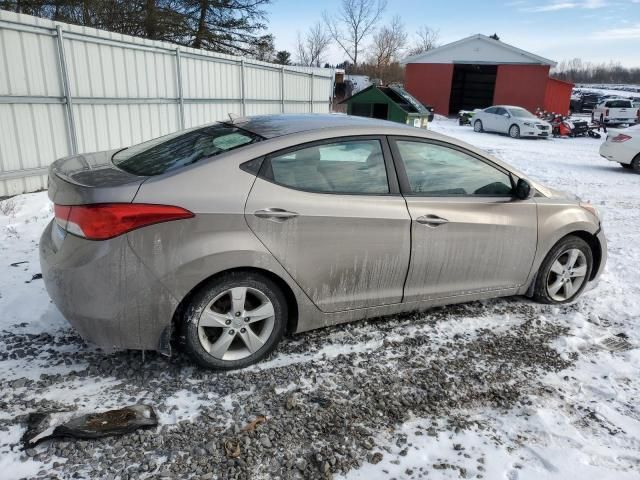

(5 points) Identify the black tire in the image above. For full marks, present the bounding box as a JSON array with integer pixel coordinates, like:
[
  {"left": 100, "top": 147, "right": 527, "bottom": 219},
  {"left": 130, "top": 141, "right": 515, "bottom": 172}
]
[
  {"left": 630, "top": 154, "right": 640, "bottom": 172},
  {"left": 533, "top": 235, "right": 593, "bottom": 304},
  {"left": 509, "top": 124, "right": 521, "bottom": 139},
  {"left": 473, "top": 120, "right": 483, "bottom": 132},
  {"left": 181, "top": 271, "right": 287, "bottom": 370}
]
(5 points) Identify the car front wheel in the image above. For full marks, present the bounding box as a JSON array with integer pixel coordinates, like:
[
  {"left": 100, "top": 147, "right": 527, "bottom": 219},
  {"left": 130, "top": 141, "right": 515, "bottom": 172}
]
[
  {"left": 182, "top": 271, "right": 287, "bottom": 369},
  {"left": 533, "top": 236, "right": 593, "bottom": 304},
  {"left": 509, "top": 124, "right": 521, "bottom": 139}
]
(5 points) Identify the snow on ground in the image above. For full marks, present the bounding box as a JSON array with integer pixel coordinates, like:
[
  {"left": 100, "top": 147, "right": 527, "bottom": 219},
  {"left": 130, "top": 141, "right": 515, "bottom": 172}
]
[{"left": 1, "top": 117, "right": 639, "bottom": 479}]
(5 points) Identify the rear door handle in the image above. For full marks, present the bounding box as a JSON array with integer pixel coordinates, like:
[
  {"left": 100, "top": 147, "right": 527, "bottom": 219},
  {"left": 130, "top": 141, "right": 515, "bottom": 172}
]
[
  {"left": 254, "top": 208, "right": 299, "bottom": 220},
  {"left": 416, "top": 214, "right": 449, "bottom": 227}
]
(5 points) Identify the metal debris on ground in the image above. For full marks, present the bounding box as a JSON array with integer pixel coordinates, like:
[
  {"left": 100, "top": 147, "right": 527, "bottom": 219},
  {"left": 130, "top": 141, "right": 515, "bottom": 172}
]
[
  {"left": 22, "top": 404, "right": 158, "bottom": 448},
  {"left": 224, "top": 439, "right": 241, "bottom": 458},
  {"left": 600, "top": 335, "right": 634, "bottom": 352},
  {"left": 242, "top": 415, "right": 267, "bottom": 432}
]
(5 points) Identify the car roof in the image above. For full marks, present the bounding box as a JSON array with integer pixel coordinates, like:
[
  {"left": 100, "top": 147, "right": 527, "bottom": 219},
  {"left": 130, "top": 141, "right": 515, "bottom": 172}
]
[{"left": 229, "top": 114, "right": 420, "bottom": 139}]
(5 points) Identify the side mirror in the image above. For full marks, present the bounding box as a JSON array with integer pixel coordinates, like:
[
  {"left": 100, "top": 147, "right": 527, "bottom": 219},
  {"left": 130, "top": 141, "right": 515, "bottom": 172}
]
[
  {"left": 514, "top": 178, "right": 533, "bottom": 200},
  {"left": 503, "top": 112, "right": 511, "bottom": 118}
]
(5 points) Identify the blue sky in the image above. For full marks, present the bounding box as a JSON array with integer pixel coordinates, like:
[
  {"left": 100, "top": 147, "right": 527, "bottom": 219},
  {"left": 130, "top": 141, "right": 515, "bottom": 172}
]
[{"left": 265, "top": 0, "right": 640, "bottom": 67}]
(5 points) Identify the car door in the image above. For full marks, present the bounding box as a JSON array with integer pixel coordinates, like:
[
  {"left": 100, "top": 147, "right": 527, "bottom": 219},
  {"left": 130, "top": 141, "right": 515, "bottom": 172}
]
[
  {"left": 493, "top": 107, "right": 511, "bottom": 134},
  {"left": 388, "top": 137, "right": 537, "bottom": 302},
  {"left": 481, "top": 107, "right": 498, "bottom": 131},
  {"left": 245, "top": 136, "right": 411, "bottom": 313}
]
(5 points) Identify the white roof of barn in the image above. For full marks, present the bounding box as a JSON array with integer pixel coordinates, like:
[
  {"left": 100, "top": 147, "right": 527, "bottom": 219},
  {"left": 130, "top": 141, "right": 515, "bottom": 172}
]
[{"left": 401, "top": 34, "right": 556, "bottom": 67}]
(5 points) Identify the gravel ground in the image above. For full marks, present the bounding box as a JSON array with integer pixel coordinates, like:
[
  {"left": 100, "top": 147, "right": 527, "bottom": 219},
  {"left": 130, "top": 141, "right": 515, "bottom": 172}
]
[{"left": 2, "top": 300, "right": 574, "bottom": 480}]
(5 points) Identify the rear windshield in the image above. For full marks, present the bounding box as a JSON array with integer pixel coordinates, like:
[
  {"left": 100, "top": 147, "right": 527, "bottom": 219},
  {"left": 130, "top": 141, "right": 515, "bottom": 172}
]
[
  {"left": 112, "top": 123, "right": 262, "bottom": 176},
  {"left": 605, "top": 100, "right": 632, "bottom": 108}
]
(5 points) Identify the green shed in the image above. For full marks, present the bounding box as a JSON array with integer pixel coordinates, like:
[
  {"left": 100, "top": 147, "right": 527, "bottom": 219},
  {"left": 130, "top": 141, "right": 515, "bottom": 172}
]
[{"left": 340, "top": 85, "right": 432, "bottom": 129}]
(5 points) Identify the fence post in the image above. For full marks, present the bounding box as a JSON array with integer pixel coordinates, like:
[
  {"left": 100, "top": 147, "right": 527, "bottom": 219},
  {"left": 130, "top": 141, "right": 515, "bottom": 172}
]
[
  {"left": 330, "top": 69, "right": 336, "bottom": 113},
  {"left": 310, "top": 72, "right": 314, "bottom": 113},
  {"left": 175, "top": 48, "right": 185, "bottom": 129},
  {"left": 240, "top": 59, "right": 246, "bottom": 116},
  {"left": 55, "top": 25, "right": 78, "bottom": 155},
  {"left": 280, "top": 66, "right": 285, "bottom": 113}
]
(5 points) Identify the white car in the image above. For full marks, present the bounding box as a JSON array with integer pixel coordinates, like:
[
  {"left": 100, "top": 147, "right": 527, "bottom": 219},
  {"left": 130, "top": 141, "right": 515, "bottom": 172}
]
[
  {"left": 473, "top": 106, "right": 552, "bottom": 139},
  {"left": 592, "top": 99, "right": 639, "bottom": 126},
  {"left": 599, "top": 124, "right": 640, "bottom": 171}
]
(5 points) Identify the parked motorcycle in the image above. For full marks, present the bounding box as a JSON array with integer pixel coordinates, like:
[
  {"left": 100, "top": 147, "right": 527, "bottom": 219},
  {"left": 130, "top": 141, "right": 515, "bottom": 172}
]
[{"left": 458, "top": 110, "right": 476, "bottom": 126}]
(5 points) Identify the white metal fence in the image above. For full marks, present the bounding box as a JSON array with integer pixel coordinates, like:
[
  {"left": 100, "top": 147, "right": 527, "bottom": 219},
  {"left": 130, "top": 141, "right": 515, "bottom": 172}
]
[{"left": 0, "top": 10, "right": 334, "bottom": 196}]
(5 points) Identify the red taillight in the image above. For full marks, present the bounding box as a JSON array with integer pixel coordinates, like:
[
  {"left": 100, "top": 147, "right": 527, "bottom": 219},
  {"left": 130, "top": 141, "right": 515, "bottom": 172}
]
[
  {"left": 611, "top": 134, "right": 632, "bottom": 143},
  {"left": 54, "top": 203, "right": 194, "bottom": 240}
]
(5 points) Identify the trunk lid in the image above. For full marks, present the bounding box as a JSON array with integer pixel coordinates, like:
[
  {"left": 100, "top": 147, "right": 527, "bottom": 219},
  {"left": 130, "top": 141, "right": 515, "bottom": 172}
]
[{"left": 48, "top": 149, "right": 147, "bottom": 205}]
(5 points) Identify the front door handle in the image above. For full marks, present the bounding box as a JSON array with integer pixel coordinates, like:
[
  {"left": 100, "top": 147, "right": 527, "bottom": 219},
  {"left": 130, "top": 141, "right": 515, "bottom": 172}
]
[
  {"left": 254, "top": 208, "right": 299, "bottom": 220},
  {"left": 416, "top": 214, "right": 449, "bottom": 227}
]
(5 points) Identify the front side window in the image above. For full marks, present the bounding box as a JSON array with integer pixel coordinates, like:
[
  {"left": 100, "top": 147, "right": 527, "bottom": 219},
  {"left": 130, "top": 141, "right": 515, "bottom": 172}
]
[
  {"left": 485, "top": 107, "right": 498, "bottom": 114},
  {"left": 113, "top": 123, "right": 262, "bottom": 176},
  {"left": 395, "top": 141, "right": 513, "bottom": 196},
  {"left": 264, "top": 139, "right": 389, "bottom": 194}
]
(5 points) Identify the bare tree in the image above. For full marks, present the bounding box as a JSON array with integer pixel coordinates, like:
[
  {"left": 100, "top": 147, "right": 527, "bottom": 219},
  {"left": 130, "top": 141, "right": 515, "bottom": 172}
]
[
  {"left": 369, "top": 15, "right": 406, "bottom": 70},
  {"left": 407, "top": 25, "right": 440, "bottom": 57},
  {"left": 323, "top": 0, "right": 387, "bottom": 66},
  {"left": 551, "top": 57, "right": 640, "bottom": 84},
  {"left": 296, "top": 22, "right": 332, "bottom": 67}
]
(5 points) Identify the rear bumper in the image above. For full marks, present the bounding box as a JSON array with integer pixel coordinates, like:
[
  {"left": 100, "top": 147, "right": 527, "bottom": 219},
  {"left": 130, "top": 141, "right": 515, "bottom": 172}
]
[
  {"left": 39, "top": 220, "right": 179, "bottom": 353},
  {"left": 602, "top": 118, "right": 637, "bottom": 125},
  {"left": 599, "top": 142, "right": 635, "bottom": 164}
]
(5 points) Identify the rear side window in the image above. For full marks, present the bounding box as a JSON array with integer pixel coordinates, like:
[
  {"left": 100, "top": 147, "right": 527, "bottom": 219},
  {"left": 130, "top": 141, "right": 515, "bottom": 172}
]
[
  {"left": 605, "top": 100, "right": 632, "bottom": 108},
  {"left": 263, "top": 139, "right": 389, "bottom": 194},
  {"left": 112, "top": 123, "right": 262, "bottom": 176}
]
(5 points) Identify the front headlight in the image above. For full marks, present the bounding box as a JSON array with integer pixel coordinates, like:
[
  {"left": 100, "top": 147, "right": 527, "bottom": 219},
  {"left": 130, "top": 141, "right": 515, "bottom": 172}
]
[{"left": 523, "top": 122, "right": 533, "bottom": 126}]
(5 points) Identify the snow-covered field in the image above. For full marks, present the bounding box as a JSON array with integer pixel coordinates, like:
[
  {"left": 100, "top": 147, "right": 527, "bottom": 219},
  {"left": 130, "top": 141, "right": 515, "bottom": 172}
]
[{"left": 1, "top": 117, "right": 639, "bottom": 479}]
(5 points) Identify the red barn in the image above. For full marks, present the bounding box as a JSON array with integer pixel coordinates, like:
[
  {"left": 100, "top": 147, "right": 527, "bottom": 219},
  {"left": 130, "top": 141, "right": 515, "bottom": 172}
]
[{"left": 402, "top": 34, "right": 572, "bottom": 116}]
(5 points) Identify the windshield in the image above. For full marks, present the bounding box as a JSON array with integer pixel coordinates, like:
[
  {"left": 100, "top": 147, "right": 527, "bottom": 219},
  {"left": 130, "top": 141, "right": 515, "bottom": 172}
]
[
  {"left": 112, "top": 123, "right": 262, "bottom": 176},
  {"left": 507, "top": 107, "right": 536, "bottom": 119}
]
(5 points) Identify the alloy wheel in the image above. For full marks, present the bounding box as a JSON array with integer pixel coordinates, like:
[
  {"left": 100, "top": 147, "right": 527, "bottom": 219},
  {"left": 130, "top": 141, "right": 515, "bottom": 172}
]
[
  {"left": 197, "top": 286, "right": 275, "bottom": 360},
  {"left": 509, "top": 125, "right": 520, "bottom": 138},
  {"left": 546, "top": 248, "right": 588, "bottom": 302}
]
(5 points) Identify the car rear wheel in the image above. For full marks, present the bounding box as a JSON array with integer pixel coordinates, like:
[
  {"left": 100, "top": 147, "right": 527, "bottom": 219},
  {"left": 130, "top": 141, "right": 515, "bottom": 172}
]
[
  {"left": 509, "top": 124, "right": 521, "bottom": 139},
  {"left": 629, "top": 155, "right": 640, "bottom": 172},
  {"left": 182, "top": 271, "right": 287, "bottom": 369},
  {"left": 533, "top": 236, "right": 593, "bottom": 304},
  {"left": 473, "top": 120, "right": 483, "bottom": 132}
]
